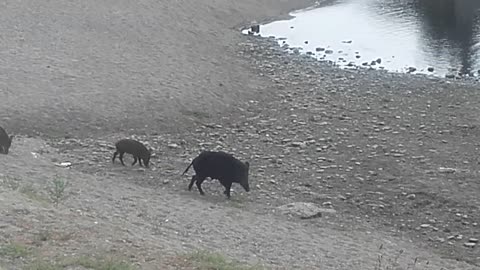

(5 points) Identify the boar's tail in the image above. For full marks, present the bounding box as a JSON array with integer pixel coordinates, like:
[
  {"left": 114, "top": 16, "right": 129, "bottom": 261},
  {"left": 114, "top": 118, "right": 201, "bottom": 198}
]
[{"left": 182, "top": 160, "right": 194, "bottom": 175}]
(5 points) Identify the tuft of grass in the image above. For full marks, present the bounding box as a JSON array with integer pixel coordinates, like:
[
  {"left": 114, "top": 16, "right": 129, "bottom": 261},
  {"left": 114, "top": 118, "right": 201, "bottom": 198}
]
[
  {"left": 182, "top": 250, "right": 264, "bottom": 270},
  {"left": 66, "top": 256, "right": 134, "bottom": 270},
  {"left": 48, "top": 177, "right": 68, "bottom": 207},
  {"left": 31, "top": 229, "right": 75, "bottom": 248},
  {"left": 27, "top": 261, "right": 61, "bottom": 270},
  {"left": 374, "top": 244, "right": 420, "bottom": 270},
  {"left": 227, "top": 200, "right": 246, "bottom": 209},
  {"left": 28, "top": 255, "right": 135, "bottom": 270},
  {"left": 1, "top": 175, "right": 21, "bottom": 190},
  {"left": 19, "top": 184, "right": 50, "bottom": 205},
  {"left": 0, "top": 242, "right": 31, "bottom": 259},
  {"left": 32, "top": 230, "right": 51, "bottom": 247}
]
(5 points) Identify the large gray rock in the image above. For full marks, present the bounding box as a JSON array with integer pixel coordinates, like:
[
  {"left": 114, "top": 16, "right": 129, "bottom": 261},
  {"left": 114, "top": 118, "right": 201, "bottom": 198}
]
[{"left": 277, "top": 202, "right": 336, "bottom": 219}]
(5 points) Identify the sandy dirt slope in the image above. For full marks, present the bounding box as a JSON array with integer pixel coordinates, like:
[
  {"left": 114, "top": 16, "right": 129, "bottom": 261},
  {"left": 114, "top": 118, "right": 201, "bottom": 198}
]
[
  {"left": 0, "top": 0, "right": 313, "bottom": 138},
  {"left": 0, "top": 137, "right": 477, "bottom": 269},
  {"left": 1, "top": 0, "right": 480, "bottom": 269}
]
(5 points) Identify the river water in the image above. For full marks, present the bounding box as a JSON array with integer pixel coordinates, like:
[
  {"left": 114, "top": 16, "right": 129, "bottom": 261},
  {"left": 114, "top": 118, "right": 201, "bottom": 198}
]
[{"left": 248, "top": 0, "right": 480, "bottom": 78}]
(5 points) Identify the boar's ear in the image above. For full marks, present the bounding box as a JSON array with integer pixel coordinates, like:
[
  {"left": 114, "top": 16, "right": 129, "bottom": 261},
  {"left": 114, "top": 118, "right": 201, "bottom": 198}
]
[
  {"left": 245, "top": 161, "right": 250, "bottom": 170},
  {"left": 9, "top": 135, "right": 14, "bottom": 142}
]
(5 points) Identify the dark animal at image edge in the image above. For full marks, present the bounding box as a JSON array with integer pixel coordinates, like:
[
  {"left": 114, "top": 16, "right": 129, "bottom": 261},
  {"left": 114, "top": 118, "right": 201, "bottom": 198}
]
[
  {"left": 112, "top": 139, "right": 152, "bottom": 167},
  {"left": 182, "top": 151, "right": 250, "bottom": 198},
  {"left": 0, "top": 126, "right": 14, "bottom": 154}
]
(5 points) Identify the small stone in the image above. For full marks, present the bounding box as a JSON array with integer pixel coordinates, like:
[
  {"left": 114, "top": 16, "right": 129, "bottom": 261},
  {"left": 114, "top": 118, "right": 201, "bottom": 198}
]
[
  {"left": 322, "top": 201, "right": 332, "bottom": 206},
  {"left": 438, "top": 167, "right": 456, "bottom": 173},
  {"left": 163, "top": 179, "right": 170, "bottom": 185},
  {"left": 290, "top": 142, "right": 307, "bottom": 148},
  {"left": 250, "top": 24, "right": 260, "bottom": 33},
  {"left": 376, "top": 58, "right": 382, "bottom": 64},
  {"left": 407, "top": 67, "right": 417, "bottom": 73},
  {"left": 464, "top": 242, "right": 476, "bottom": 248},
  {"left": 55, "top": 162, "right": 72, "bottom": 168},
  {"left": 269, "top": 179, "right": 277, "bottom": 185},
  {"left": 427, "top": 67, "right": 434, "bottom": 72},
  {"left": 168, "top": 143, "right": 179, "bottom": 149},
  {"left": 325, "top": 49, "right": 334, "bottom": 54},
  {"left": 420, "top": 224, "right": 431, "bottom": 228},
  {"left": 469, "top": 238, "right": 479, "bottom": 243},
  {"left": 316, "top": 47, "right": 325, "bottom": 52},
  {"left": 277, "top": 202, "right": 336, "bottom": 219},
  {"left": 406, "top": 194, "right": 416, "bottom": 200}
]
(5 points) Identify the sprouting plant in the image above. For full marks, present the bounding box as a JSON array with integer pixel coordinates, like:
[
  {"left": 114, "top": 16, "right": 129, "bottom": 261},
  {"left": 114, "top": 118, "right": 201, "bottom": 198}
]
[{"left": 48, "top": 177, "right": 68, "bottom": 207}]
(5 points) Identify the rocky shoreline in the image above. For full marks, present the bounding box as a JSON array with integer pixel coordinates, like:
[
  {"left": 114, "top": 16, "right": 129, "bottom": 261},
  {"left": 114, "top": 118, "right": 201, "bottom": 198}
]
[
  {"left": 233, "top": 33, "right": 480, "bottom": 266},
  {"left": 41, "top": 30, "right": 480, "bottom": 267},
  {"left": 242, "top": 32, "right": 480, "bottom": 85},
  {"left": 1, "top": 0, "right": 480, "bottom": 268}
]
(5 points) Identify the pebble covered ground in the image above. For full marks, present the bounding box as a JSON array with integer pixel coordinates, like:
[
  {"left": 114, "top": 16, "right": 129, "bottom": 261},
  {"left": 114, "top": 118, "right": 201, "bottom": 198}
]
[
  {"left": 1, "top": 0, "right": 480, "bottom": 268},
  {"left": 41, "top": 34, "right": 480, "bottom": 268}
]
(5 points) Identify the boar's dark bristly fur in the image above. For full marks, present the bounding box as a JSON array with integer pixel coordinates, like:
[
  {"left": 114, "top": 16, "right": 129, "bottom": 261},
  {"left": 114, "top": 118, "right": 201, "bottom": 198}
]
[
  {"left": 112, "top": 139, "right": 151, "bottom": 167},
  {"left": 182, "top": 151, "right": 250, "bottom": 199},
  {"left": 0, "top": 126, "right": 14, "bottom": 154}
]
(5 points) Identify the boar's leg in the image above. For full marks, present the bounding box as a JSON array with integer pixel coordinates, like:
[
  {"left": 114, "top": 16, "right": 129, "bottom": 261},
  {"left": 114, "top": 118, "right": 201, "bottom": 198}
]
[
  {"left": 188, "top": 175, "right": 207, "bottom": 195},
  {"left": 132, "top": 156, "right": 138, "bottom": 166},
  {"left": 138, "top": 158, "right": 144, "bottom": 167},
  {"left": 195, "top": 176, "right": 207, "bottom": 195},
  {"left": 220, "top": 180, "right": 232, "bottom": 199},
  {"left": 118, "top": 152, "right": 126, "bottom": 166},
  {"left": 112, "top": 151, "right": 118, "bottom": 163},
  {"left": 188, "top": 175, "right": 196, "bottom": 191}
]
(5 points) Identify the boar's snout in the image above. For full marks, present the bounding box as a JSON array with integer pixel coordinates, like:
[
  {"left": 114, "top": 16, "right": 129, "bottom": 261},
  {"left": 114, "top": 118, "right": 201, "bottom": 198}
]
[
  {"left": 1, "top": 145, "right": 9, "bottom": 154},
  {"left": 144, "top": 157, "right": 150, "bottom": 167},
  {"left": 241, "top": 181, "right": 250, "bottom": 192},
  {"left": 240, "top": 175, "right": 250, "bottom": 192}
]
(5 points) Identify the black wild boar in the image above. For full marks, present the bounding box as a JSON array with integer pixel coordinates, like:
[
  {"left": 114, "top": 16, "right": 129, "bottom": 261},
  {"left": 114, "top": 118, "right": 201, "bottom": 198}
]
[
  {"left": 112, "top": 139, "right": 151, "bottom": 167},
  {"left": 0, "top": 126, "right": 14, "bottom": 154},
  {"left": 182, "top": 151, "right": 250, "bottom": 198}
]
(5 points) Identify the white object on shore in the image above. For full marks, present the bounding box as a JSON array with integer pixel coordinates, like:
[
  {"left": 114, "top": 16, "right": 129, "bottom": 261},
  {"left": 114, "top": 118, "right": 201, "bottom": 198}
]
[{"left": 55, "top": 162, "right": 72, "bottom": 168}]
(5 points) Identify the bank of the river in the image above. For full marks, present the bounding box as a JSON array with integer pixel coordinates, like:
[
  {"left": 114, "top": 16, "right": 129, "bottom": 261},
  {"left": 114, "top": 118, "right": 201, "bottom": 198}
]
[
  {"left": 231, "top": 32, "right": 480, "bottom": 266},
  {"left": 1, "top": 0, "right": 479, "bottom": 269}
]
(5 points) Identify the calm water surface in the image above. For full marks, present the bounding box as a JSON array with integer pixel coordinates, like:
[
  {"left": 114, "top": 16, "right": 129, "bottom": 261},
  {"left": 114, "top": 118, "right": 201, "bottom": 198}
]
[{"left": 253, "top": 0, "right": 480, "bottom": 78}]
